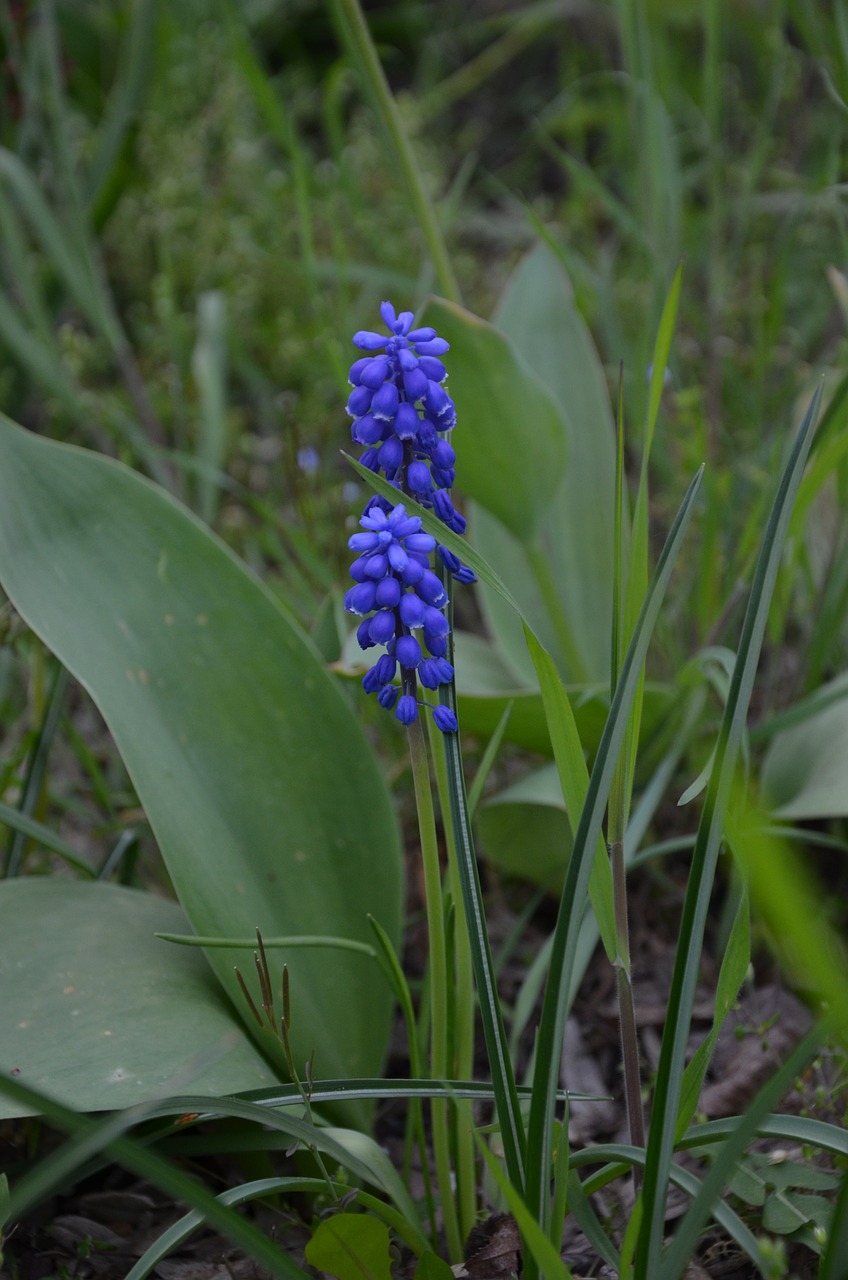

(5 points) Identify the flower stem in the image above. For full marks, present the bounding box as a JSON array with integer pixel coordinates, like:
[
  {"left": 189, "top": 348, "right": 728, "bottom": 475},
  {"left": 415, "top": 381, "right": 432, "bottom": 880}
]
[
  {"left": 428, "top": 721, "right": 477, "bottom": 1244},
  {"left": 408, "top": 716, "right": 463, "bottom": 1261}
]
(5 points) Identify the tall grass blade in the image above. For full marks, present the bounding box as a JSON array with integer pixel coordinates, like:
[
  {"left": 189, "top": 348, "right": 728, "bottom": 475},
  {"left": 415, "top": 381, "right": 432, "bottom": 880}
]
[
  {"left": 634, "top": 386, "right": 823, "bottom": 1277},
  {"left": 523, "top": 465, "right": 703, "bottom": 1255}
]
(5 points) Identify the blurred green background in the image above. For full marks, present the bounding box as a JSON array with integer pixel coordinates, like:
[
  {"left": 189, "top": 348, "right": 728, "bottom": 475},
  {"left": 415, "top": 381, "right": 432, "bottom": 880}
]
[{"left": 3, "top": 0, "right": 848, "bottom": 855}]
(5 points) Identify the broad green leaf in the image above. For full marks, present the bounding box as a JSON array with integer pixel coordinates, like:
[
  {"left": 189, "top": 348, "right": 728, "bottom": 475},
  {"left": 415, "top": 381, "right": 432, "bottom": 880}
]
[
  {"left": 305, "top": 1213, "right": 393, "bottom": 1280},
  {"left": 476, "top": 762, "right": 573, "bottom": 891},
  {"left": 469, "top": 244, "right": 618, "bottom": 682},
  {"left": 0, "top": 879, "right": 280, "bottom": 1120},
  {"left": 0, "top": 417, "right": 403, "bottom": 1110},
  {"left": 413, "top": 1253, "right": 455, "bottom": 1280},
  {"left": 417, "top": 296, "right": 568, "bottom": 542},
  {"left": 760, "top": 672, "right": 848, "bottom": 817}
]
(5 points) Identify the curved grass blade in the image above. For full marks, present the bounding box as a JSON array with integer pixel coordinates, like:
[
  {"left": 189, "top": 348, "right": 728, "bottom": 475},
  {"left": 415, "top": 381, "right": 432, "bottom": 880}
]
[
  {"left": 523, "top": 465, "right": 703, "bottom": 1246},
  {"left": 634, "top": 386, "right": 823, "bottom": 1278},
  {"left": 127, "top": 1176, "right": 427, "bottom": 1280},
  {"left": 0, "top": 801, "right": 96, "bottom": 877},
  {"left": 658, "top": 1023, "right": 826, "bottom": 1280},
  {"left": 0, "top": 1075, "right": 311, "bottom": 1280},
  {"left": 4, "top": 661, "right": 68, "bottom": 876},
  {"left": 568, "top": 1144, "right": 764, "bottom": 1272}
]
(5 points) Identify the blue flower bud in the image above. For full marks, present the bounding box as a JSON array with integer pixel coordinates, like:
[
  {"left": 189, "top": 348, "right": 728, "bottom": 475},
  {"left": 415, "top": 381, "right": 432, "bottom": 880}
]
[
  {"left": 363, "top": 553, "right": 389, "bottom": 580},
  {"left": 404, "top": 367, "right": 429, "bottom": 401},
  {"left": 396, "top": 694, "right": 418, "bottom": 725},
  {"left": 396, "top": 634, "right": 423, "bottom": 668},
  {"left": 352, "top": 414, "right": 383, "bottom": 446},
  {"left": 399, "top": 593, "right": 427, "bottom": 628},
  {"left": 345, "top": 582, "right": 377, "bottom": 614},
  {"left": 417, "top": 356, "right": 447, "bottom": 382},
  {"left": 413, "top": 337, "right": 449, "bottom": 356},
  {"left": 425, "top": 634, "right": 448, "bottom": 658},
  {"left": 353, "top": 330, "right": 389, "bottom": 350},
  {"left": 378, "top": 684, "right": 398, "bottom": 710},
  {"left": 361, "top": 356, "right": 391, "bottom": 388},
  {"left": 347, "top": 384, "right": 373, "bottom": 416},
  {"left": 379, "top": 435, "right": 404, "bottom": 474},
  {"left": 422, "top": 606, "right": 450, "bottom": 640},
  {"left": 362, "top": 665, "right": 384, "bottom": 694},
  {"left": 371, "top": 382, "right": 399, "bottom": 421},
  {"left": 431, "top": 440, "right": 456, "bottom": 468},
  {"left": 417, "top": 659, "right": 443, "bottom": 689},
  {"left": 375, "top": 576, "right": 401, "bottom": 608},
  {"left": 394, "top": 402, "right": 419, "bottom": 440},
  {"left": 357, "top": 618, "right": 375, "bottom": 648},
  {"left": 432, "top": 705, "right": 458, "bottom": 733},
  {"left": 415, "top": 570, "right": 448, "bottom": 606},
  {"left": 407, "top": 460, "right": 432, "bottom": 494},
  {"left": 375, "top": 654, "right": 397, "bottom": 684},
  {"left": 369, "top": 609, "right": 396, "bottom": 644}
]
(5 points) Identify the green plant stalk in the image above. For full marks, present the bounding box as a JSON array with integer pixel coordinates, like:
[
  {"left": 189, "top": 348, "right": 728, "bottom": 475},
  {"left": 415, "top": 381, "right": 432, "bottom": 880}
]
[
  {"left": 330, "top": 0, "right": 462, "bottom": 304},
  {"left": 408, "top": 717, "right": 463, "bottom": 1262},
  {"left": 441, "top": 723, "right": 527, "bottom": 1194},
  {"left": 428, "top": 724, "right": 477, "bottom": 1244},
  {"left": 606, "top": 369, "right": 646, "bottom": 1176},
  {"left": 609, "top": 834, "right": 645, "bottom": 1163},
  {"left": 367, "top": 916, "right": 438, "bottom": 1243},
  {"left": 526, "top": 538, "right": 588, "bottom": 683}
]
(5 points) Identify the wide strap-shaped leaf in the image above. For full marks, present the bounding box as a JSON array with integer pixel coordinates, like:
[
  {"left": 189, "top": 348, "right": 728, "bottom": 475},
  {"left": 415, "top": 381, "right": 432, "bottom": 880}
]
[
  {"left": 0, "top": 879, "right": 281, "bottom": 1119},
  {"left": 417, "top": 295, "right": 569, "bottom": 543},
  {"left": 470, "top": 244, "right": 618, "bottom": 683},
  {"left": 0, "top": 416, "right": 403, "bottom": 1103}
]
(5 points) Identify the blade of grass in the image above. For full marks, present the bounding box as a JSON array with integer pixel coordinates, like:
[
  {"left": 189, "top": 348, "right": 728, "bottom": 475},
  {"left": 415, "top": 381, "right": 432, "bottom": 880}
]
[
  {"left": 126, "top": 1176, "right": 428, "bottom": 1280},
  {"left": 522, "top": 464, "right": 703, "bottom": 1263},
  {"left": 657, "top": 1024, "right": 825, "bottom": 1280},
  {"left": 0, "top": 1076, "right": 312, "bottom": 1280},
  {"left": 5, "top": 662, "right": 68, "bottom": 876},
  {"left": 329, "top": 0, "right": 461, "bottom": 303},
  {"left": 634, "top": 386, "right": 823, "bottom": 1278},
  {"left": 0, "top": 800, "right": 97, "bottom": 877}
]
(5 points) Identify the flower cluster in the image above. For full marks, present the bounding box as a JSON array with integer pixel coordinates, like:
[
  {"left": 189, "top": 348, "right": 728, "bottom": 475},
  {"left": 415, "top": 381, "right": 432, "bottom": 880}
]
[{"left": 344, "top": 301, "right": 474, "bottom": 731}]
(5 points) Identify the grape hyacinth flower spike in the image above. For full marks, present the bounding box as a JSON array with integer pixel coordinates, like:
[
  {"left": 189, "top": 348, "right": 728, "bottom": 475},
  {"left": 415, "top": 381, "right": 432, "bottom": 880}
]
[{"left": 344, "top": 301, "right": 476, "bottom": 732}]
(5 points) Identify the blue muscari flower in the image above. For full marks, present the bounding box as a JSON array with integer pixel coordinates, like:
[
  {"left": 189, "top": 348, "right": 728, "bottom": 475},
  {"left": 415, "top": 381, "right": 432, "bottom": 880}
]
[{"left": 345, "top": 301, "right": 476, "bottom": 732}]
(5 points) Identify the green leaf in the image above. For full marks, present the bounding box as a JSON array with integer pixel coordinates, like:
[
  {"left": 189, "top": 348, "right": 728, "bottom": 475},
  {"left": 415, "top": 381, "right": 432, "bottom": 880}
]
[
  {"left": 305, "top": 1213, "right": 393, "bottom": 1280},
  {"left": 417, "top": 295, "right": 568, "bottom": 542},
  {"left": 0, "top": 417, "right": 403, "bottom": 1112},
  {"left": 469, "top": 244, "right": 618, "bottom": 682},
  {"left": 760, "top": 672, "right": 848, "bottom": 817},
  {"left": 762, "top": 1191, "right": 831, "bottom": 1235},
  {"left": 476, "top": 762, "right": 573, "bottom": 891},
  {"left": 0, "top": 879, "right": 281, "bottom": 1120},
  {"left": 413, "top": 1253, "right": 455, "bottom": 1280}
]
